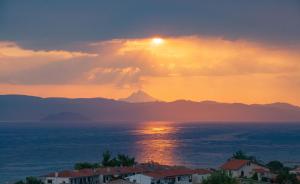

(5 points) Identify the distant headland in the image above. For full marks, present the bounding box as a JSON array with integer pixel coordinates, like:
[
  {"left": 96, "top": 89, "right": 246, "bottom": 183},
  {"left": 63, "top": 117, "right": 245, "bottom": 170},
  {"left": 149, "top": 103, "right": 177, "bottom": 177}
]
[{"left": 1, "top": 94, "right": 300, "bottom": 122}]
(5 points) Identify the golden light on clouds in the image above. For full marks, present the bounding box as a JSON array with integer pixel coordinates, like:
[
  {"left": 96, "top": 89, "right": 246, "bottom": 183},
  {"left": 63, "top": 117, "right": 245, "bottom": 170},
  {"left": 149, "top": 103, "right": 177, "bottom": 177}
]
[{"left": 0, "top": 36, "right": 300, "bottom": 105}]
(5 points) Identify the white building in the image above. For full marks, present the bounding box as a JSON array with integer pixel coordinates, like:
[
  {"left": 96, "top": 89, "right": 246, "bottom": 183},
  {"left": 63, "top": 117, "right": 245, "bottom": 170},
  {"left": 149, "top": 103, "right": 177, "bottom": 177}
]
[
  {"left": 42, "top": 167, "right": 143, "bottom": 184},
  {"left": 252, "top": 167, "right": 274, "bottom": 181},
  {"left": 220, "top": 159, "right": 258, "bottom": 178},
  {"left": 42, "top": 169, "right": 100, "bottom": 184},
  {"left": 126, "top": 169, "right": 195, "bottom": 184},
  {"left": 290, "top": 166, "right": 300, "bottom": 182},
  {"left": 191, "top": 169, "right": 212, "bottom": 184},
  {"left": 220, "top": 159, "right": 276, "bottom": 181},
  {"left": 290, "top": 166, "right": 300, "bottom": 175}
]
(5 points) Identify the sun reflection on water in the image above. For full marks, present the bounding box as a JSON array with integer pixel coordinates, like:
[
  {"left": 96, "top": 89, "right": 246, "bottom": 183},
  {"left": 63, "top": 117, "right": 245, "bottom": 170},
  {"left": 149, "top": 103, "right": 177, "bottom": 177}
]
[
  {"left": 133, "top": 121, "right": 179, "bottom": 135},
  {"left": 133, "top": 121, "right": 182, "bottom": 165}
]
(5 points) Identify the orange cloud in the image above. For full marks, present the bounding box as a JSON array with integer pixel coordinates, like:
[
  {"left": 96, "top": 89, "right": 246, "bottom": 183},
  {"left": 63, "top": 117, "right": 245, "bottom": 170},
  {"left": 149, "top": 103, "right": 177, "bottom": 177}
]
[
  {"left": 113, "top": 36, "right": 300, "bottom": 76},
  {"left": 0, "top": 41, "right": 97, "bottom": 74},
  {"left": 0, "top": 37, "right": 300, "bottom": 105}
]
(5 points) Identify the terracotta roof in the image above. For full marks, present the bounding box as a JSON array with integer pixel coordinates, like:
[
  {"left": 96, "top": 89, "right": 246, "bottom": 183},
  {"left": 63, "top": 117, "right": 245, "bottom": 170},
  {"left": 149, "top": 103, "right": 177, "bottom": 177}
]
[
  {"left": 45, "top": 169, "right": 97, "bottom": 178},
  {"left": 143, "top": 169, "right": 195, "bottom": 179},
  {"left": 221, "top": 159, "right": 250, "bottom": 170},
  {"left": 44, "top": 166, "right": 143, "bottom": 178},
  {"left": 254, "top": 168, "right": 270, "bottom": 173},
  {"left": 95, "top": 166, "right": 144, "bottom": 175},
  {"left": 194, "top": 169, "right": 212, "bottom": 175},
  {"left": 291, "top": 167, "right": 300, "bottom": 172}
]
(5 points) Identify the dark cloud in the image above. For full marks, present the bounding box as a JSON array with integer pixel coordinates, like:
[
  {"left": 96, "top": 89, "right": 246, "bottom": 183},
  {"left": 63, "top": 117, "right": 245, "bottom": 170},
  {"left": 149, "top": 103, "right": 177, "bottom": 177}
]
[{"left": 0, "top": 0, "right": 299, "bottom": 50}]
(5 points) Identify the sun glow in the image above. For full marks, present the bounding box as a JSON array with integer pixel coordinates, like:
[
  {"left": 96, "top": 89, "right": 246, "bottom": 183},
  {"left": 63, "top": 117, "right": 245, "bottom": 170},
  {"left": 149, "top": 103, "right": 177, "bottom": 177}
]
[{"left": 151, "top": 37, "right": 164, "bottom": 45}]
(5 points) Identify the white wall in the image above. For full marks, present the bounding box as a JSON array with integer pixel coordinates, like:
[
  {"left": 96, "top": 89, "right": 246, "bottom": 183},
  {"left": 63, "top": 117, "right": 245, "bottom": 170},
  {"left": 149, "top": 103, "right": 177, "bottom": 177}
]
[
  {"left": 226, "top": 163, "right": 258, "bottom": 178},
  {"left": 174, "top": 175, "right": 192, "bottom": 184},
  {"left": 127, "top": 174, "right": 192, "bottom": 184},
  {"left": 126, "top": 174, "right": 152, "bottom": 184},
  {"left": 43, "top": 177, "right": 70, "bottom": 184},
  {"left": 192, "top": 174, "right": 210, "bottom": 184}
]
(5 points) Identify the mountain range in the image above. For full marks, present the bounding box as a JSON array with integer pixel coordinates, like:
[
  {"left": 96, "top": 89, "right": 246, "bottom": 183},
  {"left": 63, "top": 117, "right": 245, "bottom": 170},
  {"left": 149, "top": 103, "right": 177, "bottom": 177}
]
[{"left": 1, "top": 92, "right": 300, "bottom": 122}]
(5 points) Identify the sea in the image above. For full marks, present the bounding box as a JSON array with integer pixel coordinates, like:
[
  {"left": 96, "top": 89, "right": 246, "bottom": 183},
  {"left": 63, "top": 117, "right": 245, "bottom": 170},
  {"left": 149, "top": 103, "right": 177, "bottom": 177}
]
[{"left": 0, "top": 121, "right": 300, "bottom": 183}]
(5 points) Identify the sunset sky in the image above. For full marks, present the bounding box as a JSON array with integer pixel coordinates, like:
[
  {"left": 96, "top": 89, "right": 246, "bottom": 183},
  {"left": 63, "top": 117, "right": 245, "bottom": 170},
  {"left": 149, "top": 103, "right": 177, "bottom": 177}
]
[{"left": 1, "top": 0, "right": 300, "bottom": 105}]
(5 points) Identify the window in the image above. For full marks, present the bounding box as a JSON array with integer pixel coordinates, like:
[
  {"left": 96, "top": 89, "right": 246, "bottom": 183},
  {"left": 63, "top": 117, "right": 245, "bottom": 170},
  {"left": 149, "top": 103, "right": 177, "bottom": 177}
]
[
  {"left": 103, "top": 177, "right": 106, "bottom": 183},
  {"left": 47, "top": 179, "right": 53, "bottom": 184}
]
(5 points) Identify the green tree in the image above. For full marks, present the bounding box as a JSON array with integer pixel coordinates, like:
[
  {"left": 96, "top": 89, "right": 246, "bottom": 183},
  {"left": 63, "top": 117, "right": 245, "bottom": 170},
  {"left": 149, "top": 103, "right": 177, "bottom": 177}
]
[
  {"left": 74, "top": 162, "right": 100, "bottom": 170},
  {"left": 232, "top": 150, "right": 248, "bottom": 160},
  {"left": 14, "top": 181, "right": 25, "bottom": 184},
  {"left": 266, "top": 160, "right": 284, "bottom": 173},
  {"left": 276, "top": 171, "right": 299, "bottom": 184},
  {"left": 101, "top": 151, "right": 136, "bottom": 167},
  {"left": 251, "top": 173, "right": 258, "bottom": 181},
  {"left": 101, "top": 150, "right": 119, "bottom": 167},
  {"left": 232, "top": 150, "right": 257, "bottom": 162},
  {"left": 117, "top": 154, "right": 136, "bottom": 166},
  {"left": 202, "top": 171, "right": 238, "bottom": 184},
  {"left": 73, "top": 150, "right": 137, "bottom": 168},
  {"left": 26, "top": 177, "right": 43, "bottom": 184},
  {"left": 101, "top": 150, "right": 112, "bottom": 166},
  {"left": 14, "top": 177, "right": 43, "bottom": 184}
]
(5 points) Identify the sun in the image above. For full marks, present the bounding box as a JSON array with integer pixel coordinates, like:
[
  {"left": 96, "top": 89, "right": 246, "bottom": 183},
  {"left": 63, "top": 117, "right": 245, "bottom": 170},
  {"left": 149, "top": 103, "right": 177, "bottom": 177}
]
[{"left": 151, "top": 37, "right": 164, "bottom": 45}]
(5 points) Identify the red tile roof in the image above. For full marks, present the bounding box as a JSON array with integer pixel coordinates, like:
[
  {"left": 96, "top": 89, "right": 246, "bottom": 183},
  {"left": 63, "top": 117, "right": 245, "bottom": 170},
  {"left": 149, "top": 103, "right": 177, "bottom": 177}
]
[
  {"left": 44, "top": 166, "right": 210, "bottom": 179},
  {"left": 45, "top": 169, "right": 97, "bottom": 178},
  {"left": 95, "top": 167, "right": 144, "bottom": 175},
  {"left": 44, "top": 167, "right": 144, "bottom": 178},
  {"left": 143, "top": 169, "right": 195, "bottom": 179},
  {"left": 291, "top": 167, "right": 300, "bottom": 173},
  {"left": 254, "top": 168, "right": 270, "bottom": 174},
  {"left": 221, "top": 159, "right": 250, "bottom": 170},
  {"left": 194, "top": 169, "right": 212, "bottom": 175}
]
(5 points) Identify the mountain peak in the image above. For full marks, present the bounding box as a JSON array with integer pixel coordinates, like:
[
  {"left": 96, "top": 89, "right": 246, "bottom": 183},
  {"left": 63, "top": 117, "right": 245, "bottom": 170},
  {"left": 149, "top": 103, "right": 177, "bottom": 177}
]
[{"left": 119, "top": 90, "right": 158, "bottom": 103}]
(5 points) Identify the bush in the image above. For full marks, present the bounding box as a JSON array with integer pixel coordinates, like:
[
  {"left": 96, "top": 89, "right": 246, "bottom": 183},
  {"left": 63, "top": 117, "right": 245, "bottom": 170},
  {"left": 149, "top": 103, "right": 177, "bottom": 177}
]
[
  {"left": 266, "top": 160, "right": 284, "bottom": 173},
  {"left": 232, "top": 150, "right": 257, "bottom": 162},
  {"left": 74, "top": 150, "right": 136, "bottom": 169},
  {"left": 202, "top": 171, "right": 238, "bottom": 184},
  {"left": 74, "top": 162, "right": 100, "bottom": 170},
  {"left": 276, "top": 171, "right": 300, "bottom": 184},
  {"left": 14, "top": 177, "right": 43, "bottom": 184},
  {"left": 251, "top": 173, "right": 258, "bottom": 181}
]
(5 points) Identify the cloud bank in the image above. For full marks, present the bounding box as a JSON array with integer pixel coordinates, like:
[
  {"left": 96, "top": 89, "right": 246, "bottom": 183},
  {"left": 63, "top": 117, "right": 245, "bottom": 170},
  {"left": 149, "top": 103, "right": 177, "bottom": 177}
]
[{"left": 0, "top": 36, "right": 299, "bottom": 104}]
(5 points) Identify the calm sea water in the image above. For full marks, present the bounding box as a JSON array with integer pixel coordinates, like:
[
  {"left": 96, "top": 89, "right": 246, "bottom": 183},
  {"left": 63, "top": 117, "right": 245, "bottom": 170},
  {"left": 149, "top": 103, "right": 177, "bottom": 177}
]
[{"left": 1, "top": 121, "right": 300, "bottom": 183}]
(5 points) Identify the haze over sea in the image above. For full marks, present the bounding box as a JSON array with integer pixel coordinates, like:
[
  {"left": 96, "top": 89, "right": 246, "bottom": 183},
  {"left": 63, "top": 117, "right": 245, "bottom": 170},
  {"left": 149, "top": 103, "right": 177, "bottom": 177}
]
[{"left": 1, "top": 121, "right": 300, "bottom": 183}]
